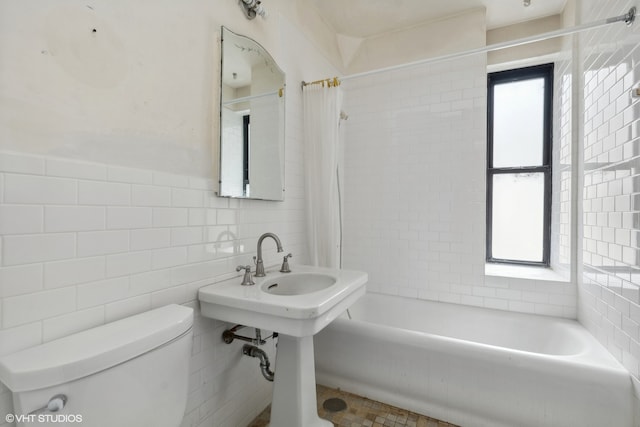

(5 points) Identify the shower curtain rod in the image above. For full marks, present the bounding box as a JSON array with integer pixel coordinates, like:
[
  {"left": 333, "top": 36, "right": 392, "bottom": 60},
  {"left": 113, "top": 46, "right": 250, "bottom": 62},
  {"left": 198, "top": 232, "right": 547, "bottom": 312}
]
[
  {"left": 302, "top": 7, "right": 635, "bottom": 86},
  {"left": 301, "top": 77, "right": 341, "bottom": 89}
]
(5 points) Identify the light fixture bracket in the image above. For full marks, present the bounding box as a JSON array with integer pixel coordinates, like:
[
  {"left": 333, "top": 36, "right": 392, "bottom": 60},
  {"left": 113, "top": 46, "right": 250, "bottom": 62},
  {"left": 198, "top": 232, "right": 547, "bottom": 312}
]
[{"left": 240, "top": 0, "right": 266, "bottom": 20}]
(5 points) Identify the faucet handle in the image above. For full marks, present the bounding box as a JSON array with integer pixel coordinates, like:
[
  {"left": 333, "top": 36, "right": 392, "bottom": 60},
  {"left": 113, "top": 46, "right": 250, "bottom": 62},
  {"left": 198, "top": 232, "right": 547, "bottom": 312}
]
[
  {"left": 236, "top": 265, "right": 255, "bottom": 286},
  {"left": 279, "top": 253, "right": 292, "bottom": 273}
]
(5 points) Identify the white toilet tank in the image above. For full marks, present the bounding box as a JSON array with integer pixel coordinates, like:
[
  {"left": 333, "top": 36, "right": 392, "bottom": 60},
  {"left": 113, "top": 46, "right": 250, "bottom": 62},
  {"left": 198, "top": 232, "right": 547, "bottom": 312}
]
[{"left": 0, "top": 304, "right": 193, "bottom": 427}]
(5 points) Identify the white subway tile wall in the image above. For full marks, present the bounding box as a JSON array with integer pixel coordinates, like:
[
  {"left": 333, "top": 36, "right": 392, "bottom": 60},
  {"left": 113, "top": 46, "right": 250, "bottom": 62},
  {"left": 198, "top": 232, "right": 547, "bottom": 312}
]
[
  {"left": 0, "top": 139, "right": 305, "bottom": 427},
  {"left": 342, "top": 55, "right": 577, "bottom": 318},
  {"left": 579, "top": 0, "right": 640, "bottom": 387},
  {"left": 342, "top": 56, "right": 488, "bottom": 303},
  {"left": 552, "top": 52, "right": 574, "bottom": 276}
]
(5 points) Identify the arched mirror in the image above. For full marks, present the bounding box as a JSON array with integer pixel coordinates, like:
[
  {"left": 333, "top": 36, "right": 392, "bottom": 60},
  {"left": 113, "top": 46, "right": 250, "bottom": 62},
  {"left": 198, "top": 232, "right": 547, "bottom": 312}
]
[{"left": 218, "top": 27, "right": 285, "bottom": 201}]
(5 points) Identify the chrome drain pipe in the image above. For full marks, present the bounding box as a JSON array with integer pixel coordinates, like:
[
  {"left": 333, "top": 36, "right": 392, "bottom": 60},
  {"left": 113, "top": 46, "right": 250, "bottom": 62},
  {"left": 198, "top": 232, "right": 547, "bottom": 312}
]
[
  {"left": 223, "top": 326, "right": 276, "bottom": 345},
  {"left": 242, "top": 344, "right": 275, "bottom": 382}
]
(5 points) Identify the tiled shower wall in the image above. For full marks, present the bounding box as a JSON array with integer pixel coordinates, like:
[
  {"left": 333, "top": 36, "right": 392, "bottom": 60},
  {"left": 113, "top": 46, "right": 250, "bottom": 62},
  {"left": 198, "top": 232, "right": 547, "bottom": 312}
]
[
  {"left": 552, "top": 52, "right": 574, "bottom": 278},
  {"left": 342, "top": 54, "right": 577, "bottom": 317},
  {"left": 342, "top": 55, "right": 487, "bottom": 306},
  {"left": 578, "top": 0, "right": 640, "bottom": 388}
]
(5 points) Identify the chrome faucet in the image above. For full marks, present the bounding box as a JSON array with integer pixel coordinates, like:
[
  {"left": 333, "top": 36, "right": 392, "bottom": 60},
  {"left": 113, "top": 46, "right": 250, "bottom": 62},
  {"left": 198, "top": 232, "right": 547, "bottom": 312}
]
[
  {"left": 236, "top": 265, "right": 255, "bottom": 286},
  {"left": 254, "top": 232, "right": 283, "bottom": 277},
  {"left": 280, "top": 253, "right": 292, "bottom": 273}
]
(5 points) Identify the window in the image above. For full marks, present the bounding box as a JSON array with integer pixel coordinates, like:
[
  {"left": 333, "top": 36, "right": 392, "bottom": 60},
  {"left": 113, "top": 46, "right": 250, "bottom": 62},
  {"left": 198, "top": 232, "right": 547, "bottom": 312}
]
[
  {"left": 243, "top": 114, "right": 250, "bottom": 195},
  {"left": 486, "top": 63, "right": 553, "bottom": 266}
]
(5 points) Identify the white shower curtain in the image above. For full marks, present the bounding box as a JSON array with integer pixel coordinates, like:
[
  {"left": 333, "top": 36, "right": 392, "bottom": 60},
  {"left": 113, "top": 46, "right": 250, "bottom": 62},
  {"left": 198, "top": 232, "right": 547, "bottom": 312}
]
[{"left": 302, "top": 83, "right": 343, "bottom": 268}]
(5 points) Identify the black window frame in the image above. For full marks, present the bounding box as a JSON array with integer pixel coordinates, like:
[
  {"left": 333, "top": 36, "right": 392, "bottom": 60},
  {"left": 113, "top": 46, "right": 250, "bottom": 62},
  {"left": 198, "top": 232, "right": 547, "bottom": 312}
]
[
  {"left": 486, "top": 63, "right": 554, "bottom": 267},
  {"left": 242, "top": 114, "right": 250, "bottom": 195}
]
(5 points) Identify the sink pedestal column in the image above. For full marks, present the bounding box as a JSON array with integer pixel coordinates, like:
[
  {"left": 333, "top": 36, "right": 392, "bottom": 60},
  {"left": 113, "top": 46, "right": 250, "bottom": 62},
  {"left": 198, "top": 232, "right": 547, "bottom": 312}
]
[{"left": 269, "top": 334, "right": 331, "bottom": 427}]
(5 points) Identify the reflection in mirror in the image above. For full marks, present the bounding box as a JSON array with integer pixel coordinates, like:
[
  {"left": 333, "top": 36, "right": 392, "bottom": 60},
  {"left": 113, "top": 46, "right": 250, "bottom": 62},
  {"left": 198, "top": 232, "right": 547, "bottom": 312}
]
[
  {"left": 585, "top": 265, "right": 640, "bottom": 304},
  {"left": 219, "top": 27, "right": 285, "bottom": 200}
]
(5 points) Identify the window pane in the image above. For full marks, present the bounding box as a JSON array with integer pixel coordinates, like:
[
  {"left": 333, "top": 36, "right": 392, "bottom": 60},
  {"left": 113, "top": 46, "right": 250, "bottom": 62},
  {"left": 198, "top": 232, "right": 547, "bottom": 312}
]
[
  {"left": 492, "top": 173, "right": 545, "bottom": 262},
  {"left": 493, "top": 78, "right": 545, "bottom": 167}
]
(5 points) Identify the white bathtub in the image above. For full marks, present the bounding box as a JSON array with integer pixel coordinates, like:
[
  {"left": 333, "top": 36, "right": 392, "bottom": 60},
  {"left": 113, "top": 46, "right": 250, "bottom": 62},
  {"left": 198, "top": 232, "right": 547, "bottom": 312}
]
[{"left": 314, "top": 293, "right": 634, "bottom": 427}]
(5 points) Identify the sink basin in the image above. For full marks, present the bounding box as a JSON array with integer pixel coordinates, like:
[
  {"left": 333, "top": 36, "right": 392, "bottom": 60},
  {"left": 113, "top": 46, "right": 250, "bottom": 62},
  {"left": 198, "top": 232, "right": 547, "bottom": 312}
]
[
  {"left": 198, "top": 265, "right": 367, "bottom": 337},
  {"left": 261, "top": 273, "right": 336, "bottom": 296},
  {"left": 198, "top": 264, "right": 367, "bottom": 427}
]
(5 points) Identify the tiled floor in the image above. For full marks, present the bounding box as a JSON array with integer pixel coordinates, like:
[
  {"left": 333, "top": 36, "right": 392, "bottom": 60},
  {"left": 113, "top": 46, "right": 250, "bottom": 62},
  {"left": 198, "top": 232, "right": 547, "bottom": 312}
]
[{"left": 248, "top": 385, "right": 458, "bottom": 427}]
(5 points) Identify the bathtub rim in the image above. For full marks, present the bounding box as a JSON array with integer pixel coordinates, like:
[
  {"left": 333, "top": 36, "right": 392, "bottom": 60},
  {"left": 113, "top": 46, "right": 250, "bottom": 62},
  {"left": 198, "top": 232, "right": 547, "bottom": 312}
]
[
  {"left": 316, "top": 294, "right": 634, "bottom": 427},
  {"left": 327, "top": 314, "right": 628, "bottom": 377}
]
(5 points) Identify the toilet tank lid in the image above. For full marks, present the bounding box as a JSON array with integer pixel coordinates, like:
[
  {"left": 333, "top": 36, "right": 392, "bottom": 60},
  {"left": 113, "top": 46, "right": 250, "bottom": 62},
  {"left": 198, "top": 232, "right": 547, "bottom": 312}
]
[{"left": 0, "top": 304, "right": 193, "bottom": 392}]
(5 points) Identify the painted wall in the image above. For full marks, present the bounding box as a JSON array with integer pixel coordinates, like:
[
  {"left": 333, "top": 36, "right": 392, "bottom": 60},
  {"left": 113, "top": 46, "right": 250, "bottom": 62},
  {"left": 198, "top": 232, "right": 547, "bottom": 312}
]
[
  {"left": 487, "top": 14, "right": 563, "bottom": 66},
  {"left": 0, "top": 1, "right": 340, "bottom": 426},
  {"left": 0, "top": 0, "right": 342, "bottom": 176},
  {"left": 343, "top": 9, "right": 487, "bottom": 75},
  {"left": 576, "top": 0, "right": 640, "bottom": 411}
]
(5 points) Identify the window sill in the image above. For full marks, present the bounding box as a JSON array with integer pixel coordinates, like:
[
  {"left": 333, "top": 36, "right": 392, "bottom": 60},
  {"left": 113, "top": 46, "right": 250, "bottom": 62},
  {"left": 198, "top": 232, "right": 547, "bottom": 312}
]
[{"left": 485, "top": 263, "right": 570, "bottom": 283}]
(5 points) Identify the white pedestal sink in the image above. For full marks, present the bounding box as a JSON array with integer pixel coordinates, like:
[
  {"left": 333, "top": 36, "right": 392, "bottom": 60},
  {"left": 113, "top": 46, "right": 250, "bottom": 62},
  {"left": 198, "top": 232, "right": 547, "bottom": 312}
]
[{"left": 198, "top": 265, "right": 367, "bottom": 427}]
